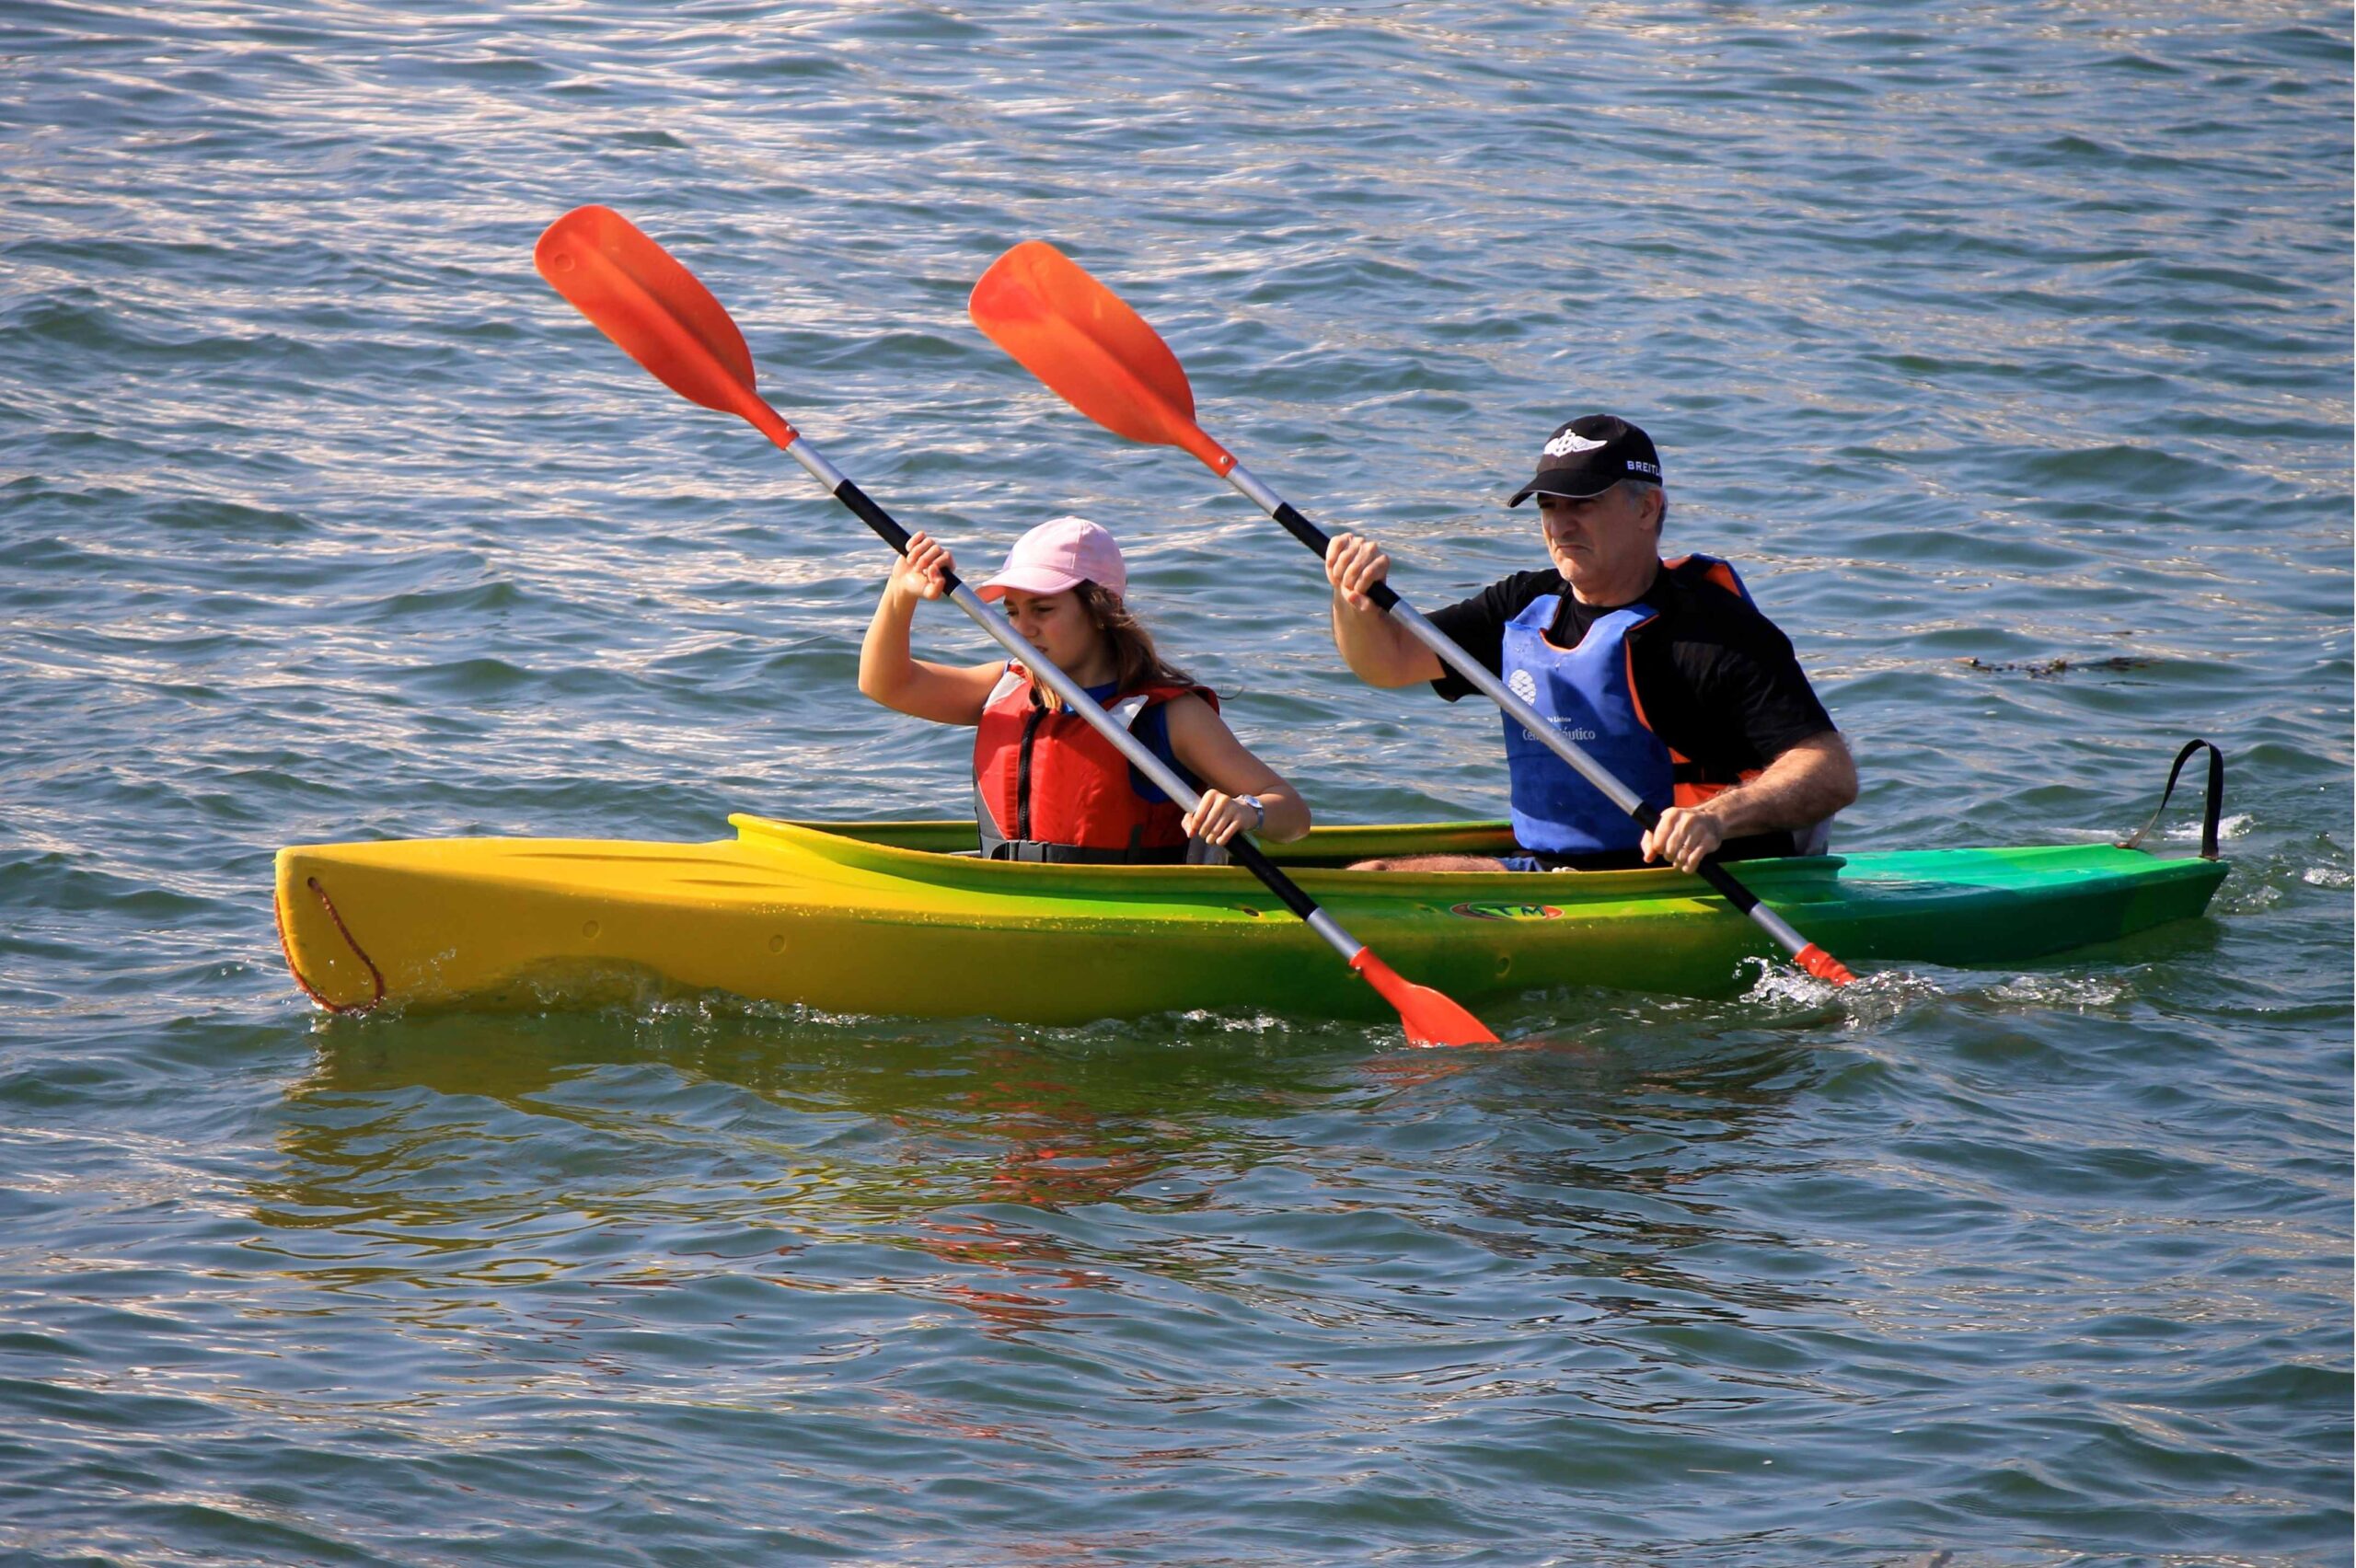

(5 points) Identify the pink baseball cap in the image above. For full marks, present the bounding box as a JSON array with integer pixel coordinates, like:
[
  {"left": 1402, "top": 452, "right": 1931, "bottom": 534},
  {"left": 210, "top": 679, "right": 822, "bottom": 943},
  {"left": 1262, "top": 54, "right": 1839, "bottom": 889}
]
[{"left": 976, "top": 515, "right": 1127, "bottom": 600}]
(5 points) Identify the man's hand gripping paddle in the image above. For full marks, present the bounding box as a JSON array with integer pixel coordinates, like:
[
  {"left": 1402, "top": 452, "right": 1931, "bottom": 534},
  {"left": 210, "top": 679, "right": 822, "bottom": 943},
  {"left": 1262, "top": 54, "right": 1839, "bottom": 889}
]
[
  {"left": 535, "top": 206, "right": 1500, "bottom": 1046},
  {"left": 969, "top": 240, "right": 1855, "bottom": 987}
]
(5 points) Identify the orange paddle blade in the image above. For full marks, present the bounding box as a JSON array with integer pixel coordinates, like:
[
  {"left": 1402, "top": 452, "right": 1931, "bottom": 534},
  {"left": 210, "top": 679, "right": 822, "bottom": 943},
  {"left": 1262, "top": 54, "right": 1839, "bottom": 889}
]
[
  {"left": 536, "top": 206, "right": 792, "bottom": 445},
  {"left": 1351, "top": 950, "right": 1500, "bottom": 1048},
  {"left": 969, "top": 241, "right": 1232, "bottom": 472}
]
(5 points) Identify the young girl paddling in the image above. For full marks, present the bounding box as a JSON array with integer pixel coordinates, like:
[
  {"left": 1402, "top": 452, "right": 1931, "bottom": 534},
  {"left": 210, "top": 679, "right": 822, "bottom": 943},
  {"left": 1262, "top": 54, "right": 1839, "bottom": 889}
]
[{"left": 859, "top": 516, "right": 1310, "bottom": 862}]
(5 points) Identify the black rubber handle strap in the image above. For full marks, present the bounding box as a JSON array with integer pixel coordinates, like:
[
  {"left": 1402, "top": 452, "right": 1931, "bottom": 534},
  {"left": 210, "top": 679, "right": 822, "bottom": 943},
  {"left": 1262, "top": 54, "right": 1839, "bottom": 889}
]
[{"left": 2116, "top": 739, "right": 2225, "bottom": 859}]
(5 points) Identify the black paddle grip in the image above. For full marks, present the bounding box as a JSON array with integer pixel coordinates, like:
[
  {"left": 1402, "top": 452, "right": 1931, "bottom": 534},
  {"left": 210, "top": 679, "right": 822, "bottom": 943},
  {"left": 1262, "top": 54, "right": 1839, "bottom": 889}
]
[
  {"left": 1270, "top": 501, "right": 1330, "bottom": 555},
  {"left": 1274, "top": 502, "right": 1399, "bottom": 612},
  {"left": 832, "top": 478, "right": 916, "bottom": 559},
  {"left": 1694, "top": 857, "right": 1761, "bottom": 916},
  {"left": 1228, "top": 838, "right": 1322, "bottom": 922}
]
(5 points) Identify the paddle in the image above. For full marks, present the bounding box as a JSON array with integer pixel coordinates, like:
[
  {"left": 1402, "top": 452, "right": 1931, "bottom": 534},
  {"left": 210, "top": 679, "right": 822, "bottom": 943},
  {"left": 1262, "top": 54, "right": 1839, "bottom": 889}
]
[
  {"left": 534, "top": 205, "right": 1500, "bottom": 1046},
  {"left": 969, "top": 241, "right": 1857, "bottom": 986}
]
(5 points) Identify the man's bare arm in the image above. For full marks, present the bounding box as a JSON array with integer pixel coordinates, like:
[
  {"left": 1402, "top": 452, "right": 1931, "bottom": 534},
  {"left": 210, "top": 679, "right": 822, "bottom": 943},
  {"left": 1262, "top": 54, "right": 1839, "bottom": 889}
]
[
  {"left": 1325, "top": 533, "right": 1442, "bottom": 687},
  {"left": 1642, "top": 730, "right": 1858, "bottom": 872}
]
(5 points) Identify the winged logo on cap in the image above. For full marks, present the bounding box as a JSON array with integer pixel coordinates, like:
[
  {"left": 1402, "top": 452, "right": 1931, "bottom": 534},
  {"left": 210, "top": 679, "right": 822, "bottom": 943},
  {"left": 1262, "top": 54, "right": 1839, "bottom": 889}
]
[{"left": 1543, "top": 430, "right": 1607, "bottom": 456}]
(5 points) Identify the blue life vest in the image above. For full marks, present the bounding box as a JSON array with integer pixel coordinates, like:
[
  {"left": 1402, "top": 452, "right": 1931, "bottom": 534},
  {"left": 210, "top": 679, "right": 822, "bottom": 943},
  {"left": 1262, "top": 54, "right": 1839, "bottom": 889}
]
[{"left": 1500, "top": 555, "right": 1758, "bottom": 858}]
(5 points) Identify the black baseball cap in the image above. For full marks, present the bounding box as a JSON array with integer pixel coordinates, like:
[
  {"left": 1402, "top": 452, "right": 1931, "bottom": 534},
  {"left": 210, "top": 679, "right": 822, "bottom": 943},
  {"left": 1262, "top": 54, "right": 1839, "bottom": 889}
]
[{"left": 1507, "top": 415, "right": 1663, "bottom": 506}]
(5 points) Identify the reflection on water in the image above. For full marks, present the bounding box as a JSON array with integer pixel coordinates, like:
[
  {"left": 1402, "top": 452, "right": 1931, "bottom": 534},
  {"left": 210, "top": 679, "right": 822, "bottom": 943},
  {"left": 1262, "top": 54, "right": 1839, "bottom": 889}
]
[
  {"left": 263, "top": 1002, "right": 1831, "bottom": 1344},
  {"left": 261, "top": 1009, "right": 1369, "bottom": 1322}
]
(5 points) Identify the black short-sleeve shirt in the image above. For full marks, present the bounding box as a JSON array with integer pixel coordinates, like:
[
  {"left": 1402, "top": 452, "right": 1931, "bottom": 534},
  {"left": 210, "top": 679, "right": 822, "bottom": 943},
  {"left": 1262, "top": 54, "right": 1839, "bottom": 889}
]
[{"left": 1426, "top": 562, "right": 1836, "bottom": 783}]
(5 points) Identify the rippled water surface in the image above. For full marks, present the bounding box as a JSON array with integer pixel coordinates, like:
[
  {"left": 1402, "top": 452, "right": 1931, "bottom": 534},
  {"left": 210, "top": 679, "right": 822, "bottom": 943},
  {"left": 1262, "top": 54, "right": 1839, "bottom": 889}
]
[{"left": 2, "top": 3, "right": 2349, "bottom": 1563}]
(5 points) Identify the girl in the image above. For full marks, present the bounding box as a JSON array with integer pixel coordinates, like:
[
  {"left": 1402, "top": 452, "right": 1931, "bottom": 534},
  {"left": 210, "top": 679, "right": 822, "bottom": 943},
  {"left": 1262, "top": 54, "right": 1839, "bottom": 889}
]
[{"left": 859, "top": 516, "right": 1310, "bottom": 862}]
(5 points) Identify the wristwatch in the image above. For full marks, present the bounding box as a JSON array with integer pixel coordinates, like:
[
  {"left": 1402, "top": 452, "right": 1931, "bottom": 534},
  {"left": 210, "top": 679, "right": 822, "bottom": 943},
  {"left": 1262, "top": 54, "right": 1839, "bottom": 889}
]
[{"left": 1236, "top": 794, "right": 1266, "bottom": 833}]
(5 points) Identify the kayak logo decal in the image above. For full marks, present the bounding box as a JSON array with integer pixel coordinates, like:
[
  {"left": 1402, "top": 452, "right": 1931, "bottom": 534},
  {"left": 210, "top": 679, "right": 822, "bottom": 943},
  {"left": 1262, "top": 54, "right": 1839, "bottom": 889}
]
[
  {"left": 1449, "top": 902, "right": 1563, "bottom": 922},
  {"left": 1543, "top": 429, "right": 1606, "bottom": 456}
]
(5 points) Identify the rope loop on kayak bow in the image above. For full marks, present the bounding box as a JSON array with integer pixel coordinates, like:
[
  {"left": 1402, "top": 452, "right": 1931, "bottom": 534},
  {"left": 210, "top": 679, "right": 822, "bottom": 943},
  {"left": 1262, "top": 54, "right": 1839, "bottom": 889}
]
[
  {"left": 2116, "top": 738, "right": 2226, "bottom": 860},
  {"left": 275, "top": 875, "right": 387, "bottom": 1013}
]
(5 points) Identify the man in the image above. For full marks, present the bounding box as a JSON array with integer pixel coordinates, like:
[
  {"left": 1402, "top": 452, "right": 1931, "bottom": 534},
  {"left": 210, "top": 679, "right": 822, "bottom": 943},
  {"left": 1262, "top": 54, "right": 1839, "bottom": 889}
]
[{"left": 1324, "top": 414, "right": 1856, "bottom": 873}]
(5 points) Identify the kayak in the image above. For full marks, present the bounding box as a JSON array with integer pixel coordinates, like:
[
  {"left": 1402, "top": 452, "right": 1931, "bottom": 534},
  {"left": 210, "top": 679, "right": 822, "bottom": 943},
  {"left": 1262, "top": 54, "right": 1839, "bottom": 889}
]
[{"left": 273, "top": 815, "right": 2227, "bottom": 1024}]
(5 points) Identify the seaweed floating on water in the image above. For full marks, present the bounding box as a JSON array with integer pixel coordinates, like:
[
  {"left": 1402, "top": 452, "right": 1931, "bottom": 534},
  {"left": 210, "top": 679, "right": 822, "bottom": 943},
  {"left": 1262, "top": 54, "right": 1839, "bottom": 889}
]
[{"left": 1958, "top": 655, "right": 2155, "bottom": 679}]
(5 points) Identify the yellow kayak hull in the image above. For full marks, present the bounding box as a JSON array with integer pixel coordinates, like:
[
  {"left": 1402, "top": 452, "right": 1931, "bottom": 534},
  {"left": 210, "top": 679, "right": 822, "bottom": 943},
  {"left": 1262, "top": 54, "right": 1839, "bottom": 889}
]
[{"left": 272, "top": 817, "right": 2227, "bottom": 1025}]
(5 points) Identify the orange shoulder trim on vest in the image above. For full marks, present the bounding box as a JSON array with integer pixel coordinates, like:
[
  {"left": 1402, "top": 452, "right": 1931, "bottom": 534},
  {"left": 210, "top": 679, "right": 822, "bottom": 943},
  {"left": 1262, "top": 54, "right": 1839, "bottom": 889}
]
[
  {"left": 1624, "top": 640, "right": 1655, "bottom": 735},
  {"left": 1663, "top": 553, "right": 1745, "bottom": 600},
  {"left": 1631, "top": 567, "right": 1761, "bottom": 796}
]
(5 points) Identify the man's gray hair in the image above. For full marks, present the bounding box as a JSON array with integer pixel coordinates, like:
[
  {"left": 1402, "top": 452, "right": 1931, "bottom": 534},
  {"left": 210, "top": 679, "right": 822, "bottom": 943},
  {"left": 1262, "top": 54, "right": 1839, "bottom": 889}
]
[{"left": 1622, "top": 477, "right": 1668, "bottom": 531}]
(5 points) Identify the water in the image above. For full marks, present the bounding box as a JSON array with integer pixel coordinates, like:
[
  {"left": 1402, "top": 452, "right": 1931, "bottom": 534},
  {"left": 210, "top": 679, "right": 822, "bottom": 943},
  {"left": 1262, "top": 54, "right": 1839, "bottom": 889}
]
[{"left": 2, "top": 2, "right": 2349, "bottom": 1562}]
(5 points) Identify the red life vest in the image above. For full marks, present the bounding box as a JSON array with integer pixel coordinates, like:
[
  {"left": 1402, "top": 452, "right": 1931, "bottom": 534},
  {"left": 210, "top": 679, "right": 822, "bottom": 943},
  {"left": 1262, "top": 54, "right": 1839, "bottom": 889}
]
[{"left": 972, "top": 665, "right": 1219, "bottom": 863}]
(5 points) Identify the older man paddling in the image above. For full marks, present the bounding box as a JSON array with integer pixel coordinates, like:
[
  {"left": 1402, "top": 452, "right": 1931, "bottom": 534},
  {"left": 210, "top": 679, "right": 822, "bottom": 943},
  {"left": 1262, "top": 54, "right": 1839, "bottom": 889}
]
[{"left": 1325, "top": 414, "right": 1857, "bottom": 873}]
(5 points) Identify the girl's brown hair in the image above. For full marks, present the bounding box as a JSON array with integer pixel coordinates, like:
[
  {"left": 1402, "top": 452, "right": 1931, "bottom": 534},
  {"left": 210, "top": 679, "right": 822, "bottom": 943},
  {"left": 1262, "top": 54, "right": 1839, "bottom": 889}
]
[
  {"left": 1083, "top": 579, "right": 1196, "bottom": 692},
  {"left": 1076, "top": 580, "right": 1193, "bottom": 694}
]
